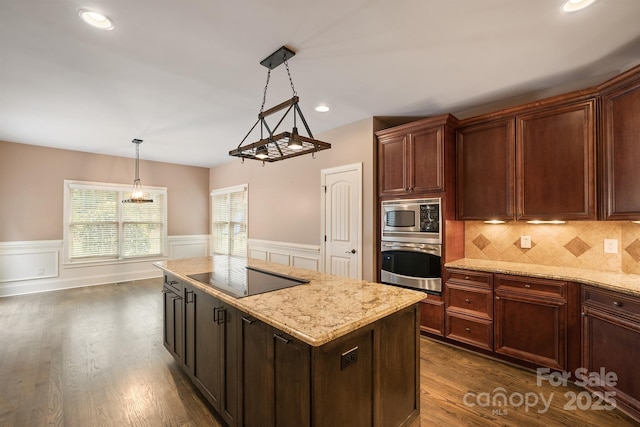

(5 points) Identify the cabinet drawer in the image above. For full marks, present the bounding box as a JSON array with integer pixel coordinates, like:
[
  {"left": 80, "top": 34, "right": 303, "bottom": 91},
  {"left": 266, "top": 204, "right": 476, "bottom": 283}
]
[
  {"left": 164, "top": 274, "right": 181, "bottom": 292},
  {"left": 495, "top": 275, "right": 566, "bottom": 298},
  {"left": 445, "top": 313, "right": 492, "bottom": 351},
  {"left": 446, "top": 269, "right": 492, "bottom": 289},
  {"left": 583, "top": 286, "right": 640, "bottom": 318},
  {"left": 445, "top": 284, "right": 492, "bottom": 319}
]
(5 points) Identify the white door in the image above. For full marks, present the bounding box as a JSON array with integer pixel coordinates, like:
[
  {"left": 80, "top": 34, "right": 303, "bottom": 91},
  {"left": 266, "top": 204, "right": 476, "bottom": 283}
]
[{"left": 321, "top": 163, "right": 362, "bottom": 279}]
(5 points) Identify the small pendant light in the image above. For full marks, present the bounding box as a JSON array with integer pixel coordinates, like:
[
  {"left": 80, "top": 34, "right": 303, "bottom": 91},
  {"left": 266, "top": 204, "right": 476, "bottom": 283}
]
[{"left": 123, "top": 139, "right": 153, "bottom": 203}]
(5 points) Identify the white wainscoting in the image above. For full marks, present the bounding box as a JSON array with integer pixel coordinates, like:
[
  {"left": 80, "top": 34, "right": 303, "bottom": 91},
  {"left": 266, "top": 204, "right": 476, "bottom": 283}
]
[
  {"left": 247, "top": 239, "right": 321, "bottom": 271},
  {"left": 0, "top": 235, "right": 210, "bottom": 297}
]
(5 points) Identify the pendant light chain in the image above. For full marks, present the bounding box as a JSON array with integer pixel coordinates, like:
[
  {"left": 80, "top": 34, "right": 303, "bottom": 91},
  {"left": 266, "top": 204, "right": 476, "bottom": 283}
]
[
  {"left": 135, "top": 140, "right": 140, "bottom": 181},
  {"left": 260, "top": 68, "right": 271, "bottom": 114},
  {"left": 284, "top": 60, "right": 297, "bottom": 97}
]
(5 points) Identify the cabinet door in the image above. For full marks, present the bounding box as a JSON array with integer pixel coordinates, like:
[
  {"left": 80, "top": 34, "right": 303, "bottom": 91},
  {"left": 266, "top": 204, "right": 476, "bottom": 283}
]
[
  {"left": 582, "top": 306, "right": 640, "bottom": 415},
  {"left": 162, "top": 286, "right": 183, "bottom": 362},
  {"left": 602, "top": 77, "right": 640, "bottom": 219},
  {"left": 494, "top": 289, "right": 566, "bottom": 369},
  {"left": 378, "top": 134, "right": 407, "bottom": 197},
  {"left": 411, "top": 126, "right": 444, "bottom": 193},
  {"left": 516, "top": 100, "right": 596, "bottom": 220},
  {"left": 456, "top": 118, "right": 515, "bottom": 220},
  {"left": 192, "top": 287, "right": 222, "bottom": 409},
  {"left": 241, "top": 316, "right": 311, "bottom": 427},
  {"left": 219, "top": 303, "right": 239, "bottom": 426}
]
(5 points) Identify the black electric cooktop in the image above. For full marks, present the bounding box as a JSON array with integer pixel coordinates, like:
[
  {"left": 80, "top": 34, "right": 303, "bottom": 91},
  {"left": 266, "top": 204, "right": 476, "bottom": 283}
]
[{"left": 187, "top": 266, "right": 309, "bottom": 299}]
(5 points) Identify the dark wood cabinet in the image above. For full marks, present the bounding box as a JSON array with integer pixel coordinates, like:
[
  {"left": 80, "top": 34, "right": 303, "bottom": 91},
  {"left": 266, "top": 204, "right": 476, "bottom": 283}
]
[
  {"left": 376, "top": 114, "right": 456, "bottom": 197},
  {"left": 184, "top": 285, "right": 239, "bottom": 426},
  {"left": 419, "top": 295, "right": 445, "bottom": 336},
  {"left": 494, "top": 275, "right": 568, "bottom": 370},
  {"left": 455, "top": 94, "right": 596, "bottom": 221},
  {"left": 240, "top": 315, "right": 311, "bottom": 427},
  {"left": 162, "top": 276, "right": 183, "bottom": 363},
  {"left": 516, "top": 99, "right": 596, "bottom": 220},
  {"left": 444, "top": 269, "right": 494, "bottom": 350},
  {"left": 582, "top": 286, "right": 640, "bottom": 421},
  {"left": 599, "top": 66, "right": 640, "bottom": 220},
  {"left": 456, "top": 118, "right": 515, "bottom": 220}
]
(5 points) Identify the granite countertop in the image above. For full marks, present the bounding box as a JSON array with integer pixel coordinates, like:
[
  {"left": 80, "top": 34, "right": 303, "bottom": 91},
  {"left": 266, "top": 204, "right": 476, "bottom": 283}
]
[
  {"left": 445, "top": 258, "right": 640, "bottom": 297},
  {"left": 154, "top": 256, "right": 426, "bottom": 347}
]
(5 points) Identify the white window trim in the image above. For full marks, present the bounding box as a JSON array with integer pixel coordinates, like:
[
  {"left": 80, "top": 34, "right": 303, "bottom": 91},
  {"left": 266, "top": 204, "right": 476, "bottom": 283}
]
[
  {"left": 211, "top": 183, "right": 248, "bottom": 256},
  {"left": 63, "top": 179, "right": 168, "bottom": 268}
]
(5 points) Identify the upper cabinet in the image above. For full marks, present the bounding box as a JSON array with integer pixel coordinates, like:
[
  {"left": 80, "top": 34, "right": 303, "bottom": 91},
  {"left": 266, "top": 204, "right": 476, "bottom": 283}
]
[
  {"left": 517, "top": 98, "right": 596, "bottom": 221},
  {"left": 599, "top": 67, "right": 640, "bottom": 220},
  {"left": 376, "top": 114, "right": 457, "bottom": 198},
  {"left": 456, "top": 93, "right": 597, "bottom": 221},
  {"left": 456, "top": 118, "right": 515, "bottom": 221}
]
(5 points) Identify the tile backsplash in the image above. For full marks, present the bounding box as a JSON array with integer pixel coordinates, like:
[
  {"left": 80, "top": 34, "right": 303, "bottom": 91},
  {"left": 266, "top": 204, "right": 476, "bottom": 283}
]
[{"left": 464, "top": 221, "right": 640, "bottom": 275}]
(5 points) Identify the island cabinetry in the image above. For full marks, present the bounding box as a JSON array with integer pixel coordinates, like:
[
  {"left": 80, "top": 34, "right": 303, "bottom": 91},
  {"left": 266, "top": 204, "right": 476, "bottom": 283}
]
[
  {"left": 582, "top": 286, "right": 640, "bottom": 420},
  {"left": 162, "top": 275, "right": 183, "bottom": 363},
  {"left": 240, "top": 315, "right": 311, "bottom": 427},
  {"left": 599, "top": 66, "right": 640, "bottom": 219},
  {"left": 419, "top": 295, "right": 445, "bottom": 336},
  {"left": 494, "top": 275, "right": 568, "bottom": 370},
  {"left": 184, "top": 284, "right": 239, "bottom": 427},
  {"left": 455, "top": 93, "right": 596, "bottom": 221},
  {"left": 444, "top": 269, "right": 493, "bottom": 350},
  {"left": 456, "top": 118, "right": 515, "bottom": 221},
  {"left": 376, "top": 114, "right": 457, "bottom": 197}
]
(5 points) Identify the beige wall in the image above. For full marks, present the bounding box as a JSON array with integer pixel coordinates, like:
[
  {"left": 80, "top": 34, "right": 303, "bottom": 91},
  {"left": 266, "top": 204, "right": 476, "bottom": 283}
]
[
  {"left": 210, "top": 118, "right": 377, "bottom": 280},
  {"left": 0, "top": 141, "right": 210, "bottom": 241}
]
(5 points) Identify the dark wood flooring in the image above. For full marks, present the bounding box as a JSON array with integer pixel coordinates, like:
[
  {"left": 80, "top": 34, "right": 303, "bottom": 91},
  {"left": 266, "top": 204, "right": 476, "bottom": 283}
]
[{"left": 0, "top": 278, "right": 637, "bottom": 426}]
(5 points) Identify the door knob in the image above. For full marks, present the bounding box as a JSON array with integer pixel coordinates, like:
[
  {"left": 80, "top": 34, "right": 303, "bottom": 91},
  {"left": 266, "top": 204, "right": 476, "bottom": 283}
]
[{"left": 345, "top": 249, "right": 356, "bottom": 254}]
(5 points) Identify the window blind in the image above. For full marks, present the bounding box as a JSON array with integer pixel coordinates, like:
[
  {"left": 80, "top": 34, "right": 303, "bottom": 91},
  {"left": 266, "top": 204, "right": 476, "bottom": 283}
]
[
  {"left": 212, "top": 185, "right": 247, "bottom": 256},
  {"left": 66, "top": 181, "right": 167, "bottom": 261}
]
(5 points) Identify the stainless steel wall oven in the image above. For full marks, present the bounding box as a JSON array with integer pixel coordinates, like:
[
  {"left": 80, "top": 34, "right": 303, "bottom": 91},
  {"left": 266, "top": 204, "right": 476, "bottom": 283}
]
[{"left": 380, "top": 198, "right": 442, "bottom": 294}]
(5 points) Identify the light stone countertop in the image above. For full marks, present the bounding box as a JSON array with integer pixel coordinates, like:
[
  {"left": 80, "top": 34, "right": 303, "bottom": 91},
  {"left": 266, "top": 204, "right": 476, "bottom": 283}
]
[
  {"left": 154, "top": 256, "right": 426, "bottom": 347},
  {"left": 445, "top": 258, "right": 640, "bottom": 297}
]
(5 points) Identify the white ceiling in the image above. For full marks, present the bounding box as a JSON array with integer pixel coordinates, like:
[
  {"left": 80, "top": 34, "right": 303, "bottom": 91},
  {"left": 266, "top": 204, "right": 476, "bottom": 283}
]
[{"left": 2, "top": 0, "right": 640, "bottom": 168}]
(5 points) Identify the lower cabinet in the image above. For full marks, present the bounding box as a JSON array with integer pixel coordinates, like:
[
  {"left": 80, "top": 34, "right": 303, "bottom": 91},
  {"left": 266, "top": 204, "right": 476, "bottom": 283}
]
[
  {"left": 162, "top": 274, "right": 420, "bottom": 427},
  {"left": 419, "top": 295, "right": 445, "bottom": 336},
  {"left": 494, "top": 274, "right": 568, "bottom": 370},
  {"left": 162, "top": 276, "right": 183, "bottom": 363},
  {"left": 240, "top": 315, "right": 311, "bottom": 427},
  {"left": 582, "top": 286, "right": 640, "bottom": 420},
  {"left": 184, "top": 284, "right": 239, "bottom": 426},
  {"left": 444, "top": 269, "right": 493, "bottom": 351}
]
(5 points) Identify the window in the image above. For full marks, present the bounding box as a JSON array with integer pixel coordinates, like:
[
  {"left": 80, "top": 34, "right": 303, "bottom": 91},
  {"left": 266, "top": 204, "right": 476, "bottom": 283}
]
[
  {"left": 64, "top": 180, "right": 167, "bottom": 263},
  {"left": 211, "top": 184, "right": 247, "bottom": 256}
]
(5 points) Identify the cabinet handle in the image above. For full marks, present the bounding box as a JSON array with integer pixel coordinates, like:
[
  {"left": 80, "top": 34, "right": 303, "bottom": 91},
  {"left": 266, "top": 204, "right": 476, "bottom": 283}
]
[
  {"left": 167, "top": 280, "right": 179, "bottom": 286},
  {"left": 170, "top": 295, "right": 182, "bottom": 301},
  {"left": 465, "top": 298, "right": 471, "bottom": 303},
  {"left": 465, "top": 327, "right": 471, "bottom": 333},
  {"left": 524, "top": 284, "right": 531, "bottom": 288},
  {"left": 241, "top": 316, "right": 255, "bottom": 325},
  {"left": 274, "top": 333, "right": 290, "bottom": 344},
  {"left": 495, "top": 296, "right": 501, "bottom": 300},
  {"left": 613, "top": 301, "right": 623, "bottom": 308},
  {"left": 185, "top": 290, "right": 194, "bottom": 304},
  {"left": 162, "top": 288, "right": 171, "bottom": 294},
  {"left": 213, "top": 307, "right": 226, "bottom": 324}
]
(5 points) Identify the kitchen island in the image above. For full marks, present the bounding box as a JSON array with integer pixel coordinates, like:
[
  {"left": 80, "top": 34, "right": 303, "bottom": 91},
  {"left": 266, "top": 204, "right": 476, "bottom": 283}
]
[{"left": 155, "top": 256, "right": 425, "bottom": 427}]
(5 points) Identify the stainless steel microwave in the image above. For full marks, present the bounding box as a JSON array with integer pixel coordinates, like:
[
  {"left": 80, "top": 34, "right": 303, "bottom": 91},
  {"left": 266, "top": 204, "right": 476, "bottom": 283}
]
[{"left": 381, "top": 198, "right": 441, "bottom": 244}]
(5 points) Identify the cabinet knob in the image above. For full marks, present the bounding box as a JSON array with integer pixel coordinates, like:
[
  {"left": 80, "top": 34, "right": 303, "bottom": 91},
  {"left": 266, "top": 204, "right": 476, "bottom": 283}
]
[
  {"left": 465, "top": 327, "right": 471, "bottom": 332},
  {"left": 495, "top": 296, "right": 501, "bottom": 300},
  {"left": 465, "top": 276, "right": 470, "bottom": 280},
  {"left": 613, "top": 301, "right": 623, "bottom": 308},
  {"left": 524, "top": 284, "right": 531, "bottom": 288},
  {"left": 465, "top": 298, "right": 471, "bottom": 304}
]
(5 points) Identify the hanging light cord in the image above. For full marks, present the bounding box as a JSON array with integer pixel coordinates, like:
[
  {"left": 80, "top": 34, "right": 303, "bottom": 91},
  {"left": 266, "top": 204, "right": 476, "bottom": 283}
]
[{"left": 134, "top": 141, "right": 140, "bottom": 181}]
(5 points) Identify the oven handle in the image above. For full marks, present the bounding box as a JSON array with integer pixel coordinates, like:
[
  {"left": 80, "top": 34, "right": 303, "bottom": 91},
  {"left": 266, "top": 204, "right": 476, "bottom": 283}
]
[{"left": 381, "top": 242, "right": 441, "bottom": 256}]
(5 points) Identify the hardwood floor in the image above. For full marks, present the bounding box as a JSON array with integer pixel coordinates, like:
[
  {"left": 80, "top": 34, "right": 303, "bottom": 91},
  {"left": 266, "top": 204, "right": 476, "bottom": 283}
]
[{"left": 0, "top": 279, "right": 637, "bottom": 426}]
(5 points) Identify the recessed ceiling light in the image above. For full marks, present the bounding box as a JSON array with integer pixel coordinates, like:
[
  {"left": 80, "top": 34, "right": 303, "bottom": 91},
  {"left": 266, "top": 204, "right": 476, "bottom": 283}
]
[
  {"left": 315, "top": 104, "right": 330, "bottom": 113},
  {"left": 561, "top": 0, "right": 596, "bottom": 13},
  {"left": 79, "top": 9, "right": 115, "bottom": 30}
]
